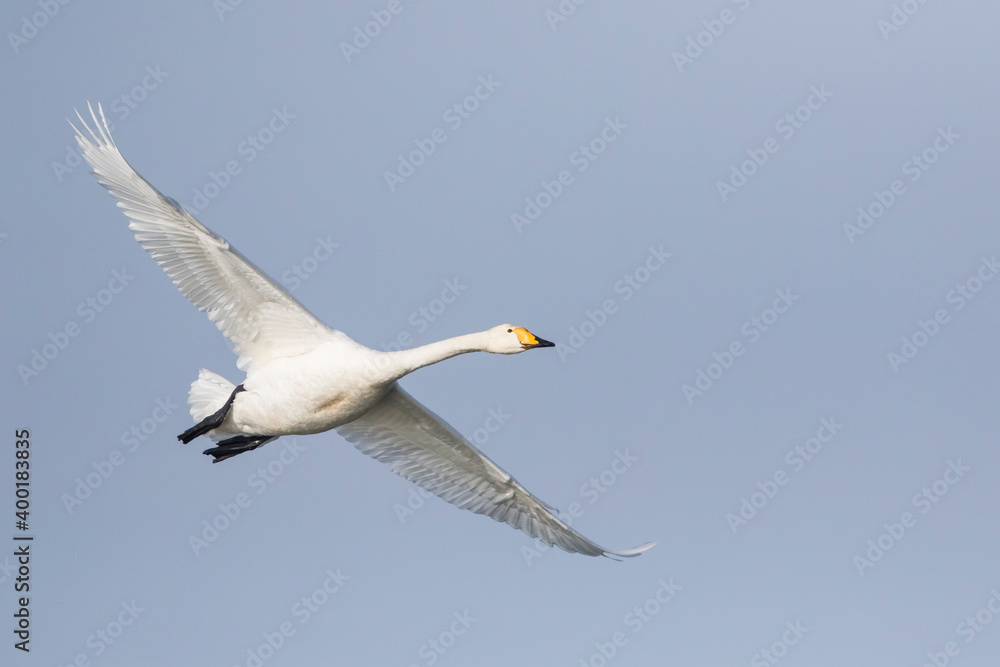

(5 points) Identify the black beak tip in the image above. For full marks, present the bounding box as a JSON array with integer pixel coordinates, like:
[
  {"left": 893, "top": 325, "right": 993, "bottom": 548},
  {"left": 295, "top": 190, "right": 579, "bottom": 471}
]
[{"left": 534, "top": 338, "right": 556, "bottom": 348}]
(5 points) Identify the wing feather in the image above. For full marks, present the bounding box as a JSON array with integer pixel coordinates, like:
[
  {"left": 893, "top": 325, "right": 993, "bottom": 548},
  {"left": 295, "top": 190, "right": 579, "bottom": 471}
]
[
  {"left": 73, "top": 103, "right": 340, "bottom": 372},
  {"left": 337, "top": 384, "right": 654, "bottom": 559}
]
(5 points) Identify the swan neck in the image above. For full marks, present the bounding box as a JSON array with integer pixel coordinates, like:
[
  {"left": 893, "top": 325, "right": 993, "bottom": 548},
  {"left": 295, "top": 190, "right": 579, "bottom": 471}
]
[{"left": 389, "top": 332, "right": 485, "bottom": 379}]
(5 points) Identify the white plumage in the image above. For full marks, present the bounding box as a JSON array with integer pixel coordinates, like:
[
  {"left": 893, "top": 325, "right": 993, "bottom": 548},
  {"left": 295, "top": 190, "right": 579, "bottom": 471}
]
[{"left": 72, "top": 103, "right": 654, "bottom": 560}]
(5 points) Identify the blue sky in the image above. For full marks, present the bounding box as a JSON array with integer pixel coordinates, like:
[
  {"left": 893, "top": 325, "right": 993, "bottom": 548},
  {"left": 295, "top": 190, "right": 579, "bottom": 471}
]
[{"left": 3, "top": 1, "right": 1000, "bottom": 665}]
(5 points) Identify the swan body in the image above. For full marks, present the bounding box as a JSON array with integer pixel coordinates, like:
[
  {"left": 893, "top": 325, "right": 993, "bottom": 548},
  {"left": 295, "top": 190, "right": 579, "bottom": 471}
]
[
  {"left": 72, "top": 103, "right": 654, "bottom": 559},
  {"left": 221, "top": 329, "right": 524, "bottom": 436}
]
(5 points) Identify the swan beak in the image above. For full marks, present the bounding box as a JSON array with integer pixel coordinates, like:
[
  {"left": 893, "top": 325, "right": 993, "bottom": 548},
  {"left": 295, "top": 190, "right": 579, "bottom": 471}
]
[{"left": 514, "top": 327, "right": 556, "bottom": 349}]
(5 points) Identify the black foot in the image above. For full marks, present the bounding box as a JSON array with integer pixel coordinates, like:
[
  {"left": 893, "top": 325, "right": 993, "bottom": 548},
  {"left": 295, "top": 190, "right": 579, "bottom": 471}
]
[
  {"left": 202, "top": 434, "right": 276, "bottom": 463},
  {"left": 177, "top": 384, "right": 245, "bottom": 444}
]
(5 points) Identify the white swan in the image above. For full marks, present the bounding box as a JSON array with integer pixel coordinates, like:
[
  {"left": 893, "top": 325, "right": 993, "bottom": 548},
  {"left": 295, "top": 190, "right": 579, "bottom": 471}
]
[{"left": 72, "top": 103, "right": 654, "bottom": 559}]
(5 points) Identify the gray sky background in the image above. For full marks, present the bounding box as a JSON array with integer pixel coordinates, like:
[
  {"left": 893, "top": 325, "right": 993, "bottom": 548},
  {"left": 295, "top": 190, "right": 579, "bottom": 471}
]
[{"left": 3, "top": 1, "right": 1000, "bottom": 665}]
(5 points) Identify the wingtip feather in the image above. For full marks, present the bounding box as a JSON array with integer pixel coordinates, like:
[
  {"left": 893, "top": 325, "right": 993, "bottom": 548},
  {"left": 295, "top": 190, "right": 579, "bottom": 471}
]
[{"left": 603, "top": 541, "right": 656, "bottom": 560}]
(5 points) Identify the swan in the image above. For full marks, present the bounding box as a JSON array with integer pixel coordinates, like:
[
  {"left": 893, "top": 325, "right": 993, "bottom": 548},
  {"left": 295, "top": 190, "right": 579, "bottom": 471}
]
[{"left": 71, "top": 103, "right": 654, "bottom": 559}]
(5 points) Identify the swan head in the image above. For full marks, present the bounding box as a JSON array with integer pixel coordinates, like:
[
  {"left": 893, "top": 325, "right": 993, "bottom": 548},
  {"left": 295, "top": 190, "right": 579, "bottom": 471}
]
[{"left": 486, "top": 324, "right": 556, "bottom": 354}]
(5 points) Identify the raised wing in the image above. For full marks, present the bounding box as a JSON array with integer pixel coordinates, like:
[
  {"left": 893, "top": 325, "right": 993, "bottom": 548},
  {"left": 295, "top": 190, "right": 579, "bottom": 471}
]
[
  {"left": 72, "top": 103, "right": 340, "bottom": 372},
  {"left": 337, "top": 384, "right": 655, "bottom": 559}
]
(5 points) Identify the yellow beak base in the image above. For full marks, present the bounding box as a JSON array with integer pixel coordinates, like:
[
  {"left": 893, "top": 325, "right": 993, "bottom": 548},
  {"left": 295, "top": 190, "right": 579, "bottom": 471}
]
[{"left": 514, "top": 327, "right": 555, "bottom": 348}]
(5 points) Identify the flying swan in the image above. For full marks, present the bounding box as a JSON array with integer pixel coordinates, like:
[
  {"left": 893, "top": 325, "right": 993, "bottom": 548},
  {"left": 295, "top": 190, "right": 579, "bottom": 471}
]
[{"left": 72, "top": 103, "right": 654, "bottom": 559}]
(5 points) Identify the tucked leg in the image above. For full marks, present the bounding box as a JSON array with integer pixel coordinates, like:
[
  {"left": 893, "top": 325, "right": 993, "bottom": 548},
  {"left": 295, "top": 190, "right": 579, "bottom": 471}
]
[
  {"left": 177, "top": 384, "right": 245, "bottom": 444},
  {"left": 202, "top": 434, "right": 276, "bottom": 463}
]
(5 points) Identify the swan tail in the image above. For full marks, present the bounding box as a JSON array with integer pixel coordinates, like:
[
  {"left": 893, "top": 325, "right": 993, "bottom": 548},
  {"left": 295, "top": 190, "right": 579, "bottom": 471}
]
[{"left": 184, "top": 369, "right": 241, "bottom": 441}]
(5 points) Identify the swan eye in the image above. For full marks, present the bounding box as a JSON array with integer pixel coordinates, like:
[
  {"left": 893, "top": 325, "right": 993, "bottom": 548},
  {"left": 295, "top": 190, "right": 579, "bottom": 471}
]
[{"left": 507, "top": 328, "right": 513, "bottom": 333}]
